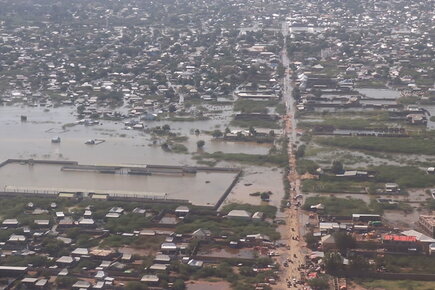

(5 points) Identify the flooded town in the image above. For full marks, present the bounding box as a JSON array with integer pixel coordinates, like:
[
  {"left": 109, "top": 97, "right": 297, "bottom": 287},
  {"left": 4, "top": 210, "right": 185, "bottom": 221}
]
[{"left": 0, "top": 0, "right": 434, "bottom": 289}]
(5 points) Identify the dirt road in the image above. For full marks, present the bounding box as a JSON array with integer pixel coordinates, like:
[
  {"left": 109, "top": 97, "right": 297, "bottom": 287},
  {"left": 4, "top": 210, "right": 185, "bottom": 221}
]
[{"left": 273, "top": 21, "right": 308, "bottom": 290}]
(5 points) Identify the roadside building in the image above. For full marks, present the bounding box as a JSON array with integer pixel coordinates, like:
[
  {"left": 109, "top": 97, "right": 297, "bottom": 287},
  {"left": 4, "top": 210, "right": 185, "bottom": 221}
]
[
  {"left": 382, "top": 235, "right": 418, "bottom": 252},
  {"left": 419, "top": 215, "right": 435, "bottom": 238}
]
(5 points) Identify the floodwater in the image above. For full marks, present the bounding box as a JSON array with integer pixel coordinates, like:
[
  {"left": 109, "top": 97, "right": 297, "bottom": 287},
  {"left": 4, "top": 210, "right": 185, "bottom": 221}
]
[
  {"left": 0, "top": 162, "right": 238, "bottom": 206},
  {"left": 0, "top": 104, "right": 284, "bottom": 208},
  {"left": 0, "top": 105, "right": 271, "bottom": 165},
  {"left": 223, "top": 166, "right": 285, "bottom": 208}
]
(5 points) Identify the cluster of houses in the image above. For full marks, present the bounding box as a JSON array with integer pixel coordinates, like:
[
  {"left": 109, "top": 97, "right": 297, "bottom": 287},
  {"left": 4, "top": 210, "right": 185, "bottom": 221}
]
[{"left": 0, "top": 200, "right": 284, "bottom": 289}]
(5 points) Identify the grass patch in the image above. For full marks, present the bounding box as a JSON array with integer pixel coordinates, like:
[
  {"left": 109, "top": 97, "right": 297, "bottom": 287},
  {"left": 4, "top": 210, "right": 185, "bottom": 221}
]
[
  {"left": 194, "top": 152, "right": 287, "bottom": 167},
  {"left": 302, "top": 196, "right": 378, "bottom": 216},
  {"left": 315, "top": 136, "right": 435, "bottom": 155},
  {"left": 302, "top": 179, "right": 369, "bottom": 193},
  {"left": 230, "top": 118, "right": 281, "bottom": 129},
  {"left": 296, "top": 159, "right": 319, "bottom": 174},
  {"left": 298, "top": 116, "right": 390, "bottom": 130},
  {"left": 371, "top": 165, "right": 435, "bottom": 188},
  {"left": 379, "top": 254, "right": 435, "bottom": 274},
  {"left": 233, "top": 99, "right": 279, "bottom": 114},
  {"left": 175, "top": 215, "right": 280, "bottom": 240},
  {"left": 356, "top": 279, "right": 435, "bottom": 290}
]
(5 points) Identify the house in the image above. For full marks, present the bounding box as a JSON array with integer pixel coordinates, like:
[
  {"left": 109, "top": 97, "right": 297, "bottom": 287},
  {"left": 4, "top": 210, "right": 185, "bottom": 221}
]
[
  {"left": 71, "top": 248, "right": 89, "bottom": 257},
  {"left": 34, "top": 219, "right": 50, "bottom": 228},
  {"left": 252, "top": 212, "right": 264, "bottom": 220},
  {"left": 382, "top": 235, "right": 418, "bottom": 252},
  {"left": 419, "top": 215, "right": 435, "bottom": 238},
  {"left": 160, "top": 243, "right": 177, "bottom": 254},
  {"left": 188, "top": 259, "right": 204, "bottom": 267},
  {"left": 56, "top": 256, "right": 75, "bottom": 266},
  {"left": 154, "top": 254, "right": 171, "bottom": 264},
  {"left": 175, "top": 206, "right": 190, "bottom": 217},
  {"left": 141, "top": 274, "right": 160, "bottom": 285},
  {"left": 72, "top": 280, "right": 91, "bottom": 289},
  {"left": 385, "top": 183, "right": 400, "bottom": 193},
  {"left": 192, "top": 228, "right": 212, "bottom": 239},
  {"left": 2, "top": 219, "right": 19, "bottom": 227},
  {"left": 225, "top": 210, "right": 251, "bottom": 220},
  {"left": 149, "top": 264, "right": 168, "bottom": 271},
  {"left": 78, "top": 218, "right": 95, "bottom": 227},
  {"left": 321, "top": 234, "right": 336, "bottom": 250}
]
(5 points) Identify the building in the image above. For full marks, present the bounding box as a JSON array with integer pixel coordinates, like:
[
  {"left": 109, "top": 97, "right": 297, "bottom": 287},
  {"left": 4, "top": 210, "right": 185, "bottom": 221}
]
[
  {"left": 382, "top": 235, "right": 418, "bottom": 252},
  {"left": 385, "top": 183, "right": 400, "bottom": 194},
  {"left": 352, "top": 214, "right": 381, "bottom": 222},
  {"left": 419, "top": 215, "right": 435, "bottom": 238},
  {"left": 225, "top": 210, "right": 251, "bottom": 220}
]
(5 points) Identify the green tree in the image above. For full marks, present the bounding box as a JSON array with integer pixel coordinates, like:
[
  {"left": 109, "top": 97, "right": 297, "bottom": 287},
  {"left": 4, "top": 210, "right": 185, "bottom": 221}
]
[
  {"left": 333, "top": 232, "right": 356, "bottom": 254},
  {"left": 197, "top": 140, "right": 205, "bottom": 149},
  {"left": 308, "top": 277, "right": 329, "bottom": 289},
  {"left": 212, "top": 129, "right": 223, "bottom": 138},
  {"left": 331, "top": 160, "right": 344, "bottom": 174},
  {"left": 173, "top": 279, "right": 185, "bottom": 290},
  {"left": 324, "top": 251, "right": 344, "bottom": 274},
  {"left": 349, "top": 255, "right": 370, "bottom": 275}
]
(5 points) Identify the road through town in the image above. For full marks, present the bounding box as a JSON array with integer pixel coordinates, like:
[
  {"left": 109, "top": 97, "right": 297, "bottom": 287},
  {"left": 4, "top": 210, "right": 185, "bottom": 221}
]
[{"left": 274, "top": 21, "right": 307, "bottom": 290}]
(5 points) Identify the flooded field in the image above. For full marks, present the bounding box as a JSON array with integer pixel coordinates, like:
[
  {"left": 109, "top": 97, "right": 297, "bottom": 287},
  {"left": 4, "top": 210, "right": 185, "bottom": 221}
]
[
  {"left": 0, "top": 103, "right": 286, "bottom": 208},
  {"left": 0, "top": 162, "right": 238, "bottom": 206},
  {"left": 224, "top": 166, "right": 285, "bottom": 208},
  {"left": 0, "top": 105, "right": 273, "bottom": 164}
]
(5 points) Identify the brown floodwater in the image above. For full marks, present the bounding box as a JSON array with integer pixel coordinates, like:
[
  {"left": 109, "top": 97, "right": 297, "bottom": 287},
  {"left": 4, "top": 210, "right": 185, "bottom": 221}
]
[
  {"left": 0, "top": 105, "right": 271, "bottom": 164},
  {"left": 0, "top": 162, "right": 238, "bottom": 206}
]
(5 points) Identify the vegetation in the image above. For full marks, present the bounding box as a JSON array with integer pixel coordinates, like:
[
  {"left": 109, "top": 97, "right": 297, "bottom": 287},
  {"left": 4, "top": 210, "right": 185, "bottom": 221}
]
[
  {"left": 175, "top": 215, "right": 280, "bottom": 240},
  {"left": 230, "top": 118, "right": 280, "bottom": 129},
  {"left": 371, "top": 165, "right": 435, "bottom": 188},
  {"left": 194, "top": 151, "right": 287, "bottom": 167},
  {"left": 197, "top": 140, "right": 205, "bottom": 148},
  {"left": 233, "top": 99, "right": 279, "bottom": 114},
  {"left": 356, "top": 279, "right": 435, "bottom": 290},
  {"left": 315, "top": 136, "right": 435, "bottom": 155},
  {"left": 296, "top": 159, "right": 319, "bottom": 175},
  {"left": 302, "top": 179, "right": 369, "bottom": 194},
  {"left": 302, "top": 196, "right": 377, "bottom": 216},
  {"left": 378, "top": 254, "right": 435, "bottom": 274}
]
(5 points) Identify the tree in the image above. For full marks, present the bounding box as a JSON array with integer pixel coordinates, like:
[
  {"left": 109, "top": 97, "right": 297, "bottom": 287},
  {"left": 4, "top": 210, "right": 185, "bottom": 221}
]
[
  {"left": 225, "top": 127, "right": 231, "bottom": 135},
  {"left": 349, "top": 255, "right": 370, "bottom": 275},
  {"left": 212, "top": 129, "right": 223, "bottom": 138},
  {"left": 125, "top": 281, "right": 149, "bottom": 290},
  {"left": 308, "top": 277, "right": 329, "bottom": 290},
  {"left": 173, "top": 279, "right": 185, "bottom": 290},
  {"left": 331, "top": 160, "right": 344, "bottom": 174},
  {"left": 295, "top": 145, "right": 306, "bottom": 159},
  {"left": 292, "top": 87, "right": 301, "bottom": 100},
  {"left": 249, "top": 126, "right": 256, "bottom": 136},
  {"left": 333, "top": 232, "right": 356, "bottom": 254},
  {"left": 324, "top": 251, "right": 344, "bottom": 275},
  {"left": 197, "top": 140, "right": 205, "bottom": 149},
  {"left": 168, "top": 104, "right": 177, "bottom": 112},
  {"left": 162, "top": 124, "right": 171, "bottom": 131},
  {"left": 304, "top": 232, "right": 319, "bottom": 250}
]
